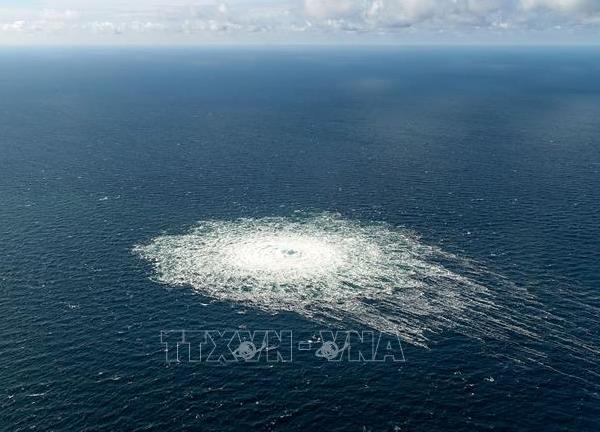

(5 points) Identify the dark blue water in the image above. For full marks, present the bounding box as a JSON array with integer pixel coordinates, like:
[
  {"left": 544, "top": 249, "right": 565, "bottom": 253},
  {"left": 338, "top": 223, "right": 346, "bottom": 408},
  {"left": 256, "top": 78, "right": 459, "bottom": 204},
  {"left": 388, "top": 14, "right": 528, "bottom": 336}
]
[{"left": 1, "top": 47, "right": 599, "bottom": 431}]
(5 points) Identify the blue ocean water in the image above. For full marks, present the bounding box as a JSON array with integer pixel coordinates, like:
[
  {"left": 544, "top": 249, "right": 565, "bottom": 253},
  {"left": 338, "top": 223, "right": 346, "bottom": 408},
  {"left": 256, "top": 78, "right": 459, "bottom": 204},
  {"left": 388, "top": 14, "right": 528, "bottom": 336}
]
[{"left": 1, "top": 47, "right": 599, "bottom": 431}]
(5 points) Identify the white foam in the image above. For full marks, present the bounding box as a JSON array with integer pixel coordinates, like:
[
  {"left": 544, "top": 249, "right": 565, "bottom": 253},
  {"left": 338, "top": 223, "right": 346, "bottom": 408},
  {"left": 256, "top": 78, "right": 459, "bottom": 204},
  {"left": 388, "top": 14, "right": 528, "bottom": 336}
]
[
  {"left": 134, "top": 213, "right": 600, "bottom": 386},
  {"left": 223, "top": 233, "right": 346, "bottom": 277},
  {"left": 135, "top": 213, "right": 600, "bottom": 384},
  {"left": 135, "top": 212, "right": 529, "bottom": 346}
]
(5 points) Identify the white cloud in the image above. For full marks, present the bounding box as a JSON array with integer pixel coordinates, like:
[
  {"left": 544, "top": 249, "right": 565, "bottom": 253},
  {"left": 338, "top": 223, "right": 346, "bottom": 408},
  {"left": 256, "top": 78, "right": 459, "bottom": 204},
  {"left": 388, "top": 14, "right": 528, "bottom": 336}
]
[
  {"left": 520, "top": 0, "right": 600, "bottom": 13},
  {"left": 1, "top": 20, "right": 26, "bottom": 33},
  {"left": 366, "top": 0, "right": 440, "bottom": 27},
  {"left": 304, "top": 0, "right": 363, "bottom": 20},
  {"left": 0, "top": 0, "right": 599, "bottom": 44}
]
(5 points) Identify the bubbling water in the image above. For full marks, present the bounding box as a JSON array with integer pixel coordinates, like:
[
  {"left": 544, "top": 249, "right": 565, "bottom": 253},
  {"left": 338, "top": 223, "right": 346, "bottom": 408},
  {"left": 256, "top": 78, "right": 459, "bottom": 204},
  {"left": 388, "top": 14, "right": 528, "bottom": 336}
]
[
  {"left": 223, "top": 233, "right": 346, "bottom": 277},
  {"left": 135, "top": 212, "right": 534, "bottom": 346},
  {"left": 135, "top": 212, "right": 600, "bottom": 386}
]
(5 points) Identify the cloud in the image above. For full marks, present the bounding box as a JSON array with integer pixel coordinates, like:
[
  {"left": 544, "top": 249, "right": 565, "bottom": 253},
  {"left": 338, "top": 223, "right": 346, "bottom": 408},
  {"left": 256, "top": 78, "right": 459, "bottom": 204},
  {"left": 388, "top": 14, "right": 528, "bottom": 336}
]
[
  {"left": 521, "top": 0, "right": 600, "bottom": 13},
  {"left": 305, "top": 0, "right": 600, "bottom": 35},
  {"left": 0, "top": 0, "right": 599, "bottom": 43},
  {"left": 1, "top": 20, "right": 26, "bottom": 33},
  {"left": 304, "top": 0, "right": 363, "bottom": 20}
]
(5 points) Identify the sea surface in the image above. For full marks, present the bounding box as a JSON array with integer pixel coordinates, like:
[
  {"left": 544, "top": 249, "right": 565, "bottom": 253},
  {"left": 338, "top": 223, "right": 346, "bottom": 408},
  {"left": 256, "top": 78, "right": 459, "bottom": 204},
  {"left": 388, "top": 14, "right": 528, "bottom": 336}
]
[{"left": 1, "top": 47, "right": 599, "bottom": 431}]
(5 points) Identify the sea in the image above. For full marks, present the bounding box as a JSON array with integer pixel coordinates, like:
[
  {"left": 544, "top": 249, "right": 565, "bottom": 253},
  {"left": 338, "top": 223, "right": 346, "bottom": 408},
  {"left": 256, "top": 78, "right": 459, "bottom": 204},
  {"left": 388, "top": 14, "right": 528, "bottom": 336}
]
[{"left": 1, "top": 47, "right": 599, "bottom": 431}]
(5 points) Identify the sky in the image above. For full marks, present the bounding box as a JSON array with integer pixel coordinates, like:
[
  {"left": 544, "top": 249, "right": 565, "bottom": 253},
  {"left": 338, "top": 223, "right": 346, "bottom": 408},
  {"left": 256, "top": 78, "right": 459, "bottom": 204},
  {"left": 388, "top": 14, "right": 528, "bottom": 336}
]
[{"left": 1, "top": 0, "right": 599, "bottom": 45}]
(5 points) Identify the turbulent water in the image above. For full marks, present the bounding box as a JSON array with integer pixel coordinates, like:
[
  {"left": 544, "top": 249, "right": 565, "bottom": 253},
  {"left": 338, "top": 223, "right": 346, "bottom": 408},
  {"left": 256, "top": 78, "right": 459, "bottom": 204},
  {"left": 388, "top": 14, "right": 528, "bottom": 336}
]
[
  {"left": 136, "top": 212, "right": 600, "bottom": 387},
  {"left": 135, "top": 212, "right": 538, "bottom": 348}
]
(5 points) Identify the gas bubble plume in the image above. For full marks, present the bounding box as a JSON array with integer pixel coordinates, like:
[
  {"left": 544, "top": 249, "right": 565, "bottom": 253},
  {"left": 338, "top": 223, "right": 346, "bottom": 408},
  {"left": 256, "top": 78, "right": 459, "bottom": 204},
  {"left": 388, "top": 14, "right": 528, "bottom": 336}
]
[{"left": 135, "top": 212, "right": 536, "bottom": 347}]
